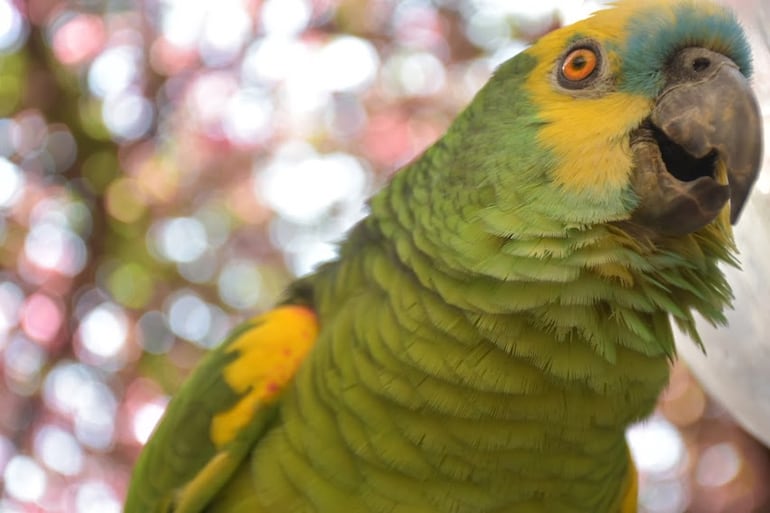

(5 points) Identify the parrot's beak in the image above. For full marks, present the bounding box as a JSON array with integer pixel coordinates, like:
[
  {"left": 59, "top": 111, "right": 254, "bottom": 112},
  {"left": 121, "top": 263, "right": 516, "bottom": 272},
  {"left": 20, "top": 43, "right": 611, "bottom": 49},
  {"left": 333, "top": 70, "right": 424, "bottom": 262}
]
[{"left": 628, "top": 47, "right": 762, "bottom": 236}]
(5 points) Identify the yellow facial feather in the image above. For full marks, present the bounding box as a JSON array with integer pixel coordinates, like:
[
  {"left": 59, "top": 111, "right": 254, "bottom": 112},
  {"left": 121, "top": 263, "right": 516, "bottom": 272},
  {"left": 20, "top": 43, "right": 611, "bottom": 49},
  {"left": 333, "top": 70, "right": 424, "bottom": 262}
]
[
  {"left": 210, "top": 305, "right": 319, "bottom": 448},
  {"left": 523, "top": 16, "right": 651, "bottom": 199}
]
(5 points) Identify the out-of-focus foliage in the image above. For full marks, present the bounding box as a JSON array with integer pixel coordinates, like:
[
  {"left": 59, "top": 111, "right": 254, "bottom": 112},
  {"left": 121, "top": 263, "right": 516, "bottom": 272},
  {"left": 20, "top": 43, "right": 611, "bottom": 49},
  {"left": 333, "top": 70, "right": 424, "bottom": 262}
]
[{"left": 0, "top": 1, "right": 766, "bottom": 512}]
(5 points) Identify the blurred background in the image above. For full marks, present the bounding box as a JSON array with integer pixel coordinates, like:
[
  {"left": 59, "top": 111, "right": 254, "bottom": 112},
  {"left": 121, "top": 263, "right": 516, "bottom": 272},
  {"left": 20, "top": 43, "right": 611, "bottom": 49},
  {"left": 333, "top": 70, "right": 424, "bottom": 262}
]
[{"left": 0, "top": 0, "right": 767, "bottom": 512}]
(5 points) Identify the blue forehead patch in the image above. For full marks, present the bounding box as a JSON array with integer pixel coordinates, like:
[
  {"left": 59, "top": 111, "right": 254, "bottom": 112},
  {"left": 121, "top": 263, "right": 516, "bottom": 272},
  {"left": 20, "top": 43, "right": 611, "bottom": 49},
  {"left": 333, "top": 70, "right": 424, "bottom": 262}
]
[{"left": 619, "top": 3, "right": 752, "bottom": 97}]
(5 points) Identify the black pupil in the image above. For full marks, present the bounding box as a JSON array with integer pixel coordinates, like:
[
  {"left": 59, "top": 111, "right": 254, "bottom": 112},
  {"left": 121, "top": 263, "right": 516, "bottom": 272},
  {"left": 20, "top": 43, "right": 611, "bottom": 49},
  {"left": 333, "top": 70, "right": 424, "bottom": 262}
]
[{"left": 571, "top": 54, "right": 587, "bottom": 70}]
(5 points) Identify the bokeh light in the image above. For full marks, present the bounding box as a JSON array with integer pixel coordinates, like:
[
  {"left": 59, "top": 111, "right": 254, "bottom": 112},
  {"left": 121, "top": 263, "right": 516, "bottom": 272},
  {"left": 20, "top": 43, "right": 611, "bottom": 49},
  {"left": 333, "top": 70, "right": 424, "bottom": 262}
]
[
  {"left": 88, "top": 46, "right": 141, "bottom": 98},
  {"left": 34, "top": 425, "right": 83, "bottom": 476},
  {"left": 256, "top": 145, "right": 368, "bottom": 225},
  {"left": 261, "top": 0, "right": 312, "bottom": 36},
  {"left": 0, "top": 0, "right": 27, "bottom": 51},
  {"left": 0, "top": 0, "right": 766, "bottom": 512},
  {"left": 132, "top": 400, "right": 167, "bottom": 445},
  {"left": 102, "top": 92, "right": 154, "bottom": 141},
  {"left": 0, "top": 281, "right": 24, "bottom": 337},
  {"left": 4, "top": 455, "right": 46, "bottom": 502},
  {"left": 0, "top": 157, "right": 23, "bottom": 208},
  {"left": 4, "top": 333, "right": 47, "bottom": 395},
  {"left": 628, "top": 416, "right": 686, "bottom": 476},
  {"left": 696, "top": 442, "right": 742, "bottom": 488},
  {"left": 155, "top": 216, "right": 209, "bottom": 263},
  {"left": 217, "top": 259, "right": 263, "bottom": 310},
  {"left": 77, "top": 302, "right": 129, "bottom": 362},
  {"left": 20, "top": 292, "right": 63, "bottom": 343},
  {"left": 136, "top": 311, "right": 174, "bottom": 354},
  {"left": 50, "top": 13, "right": 105, "bottom": 65},
  {"left": 74, "top": 480, "right": 122, "bottom": 513}
]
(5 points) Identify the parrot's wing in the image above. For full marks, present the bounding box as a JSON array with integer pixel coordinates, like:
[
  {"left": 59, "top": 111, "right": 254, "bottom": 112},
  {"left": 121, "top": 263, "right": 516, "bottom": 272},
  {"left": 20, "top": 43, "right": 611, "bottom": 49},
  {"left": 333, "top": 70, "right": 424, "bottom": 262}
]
[{"left": 124, "top": 305, "right": 319, "bottom": 513}]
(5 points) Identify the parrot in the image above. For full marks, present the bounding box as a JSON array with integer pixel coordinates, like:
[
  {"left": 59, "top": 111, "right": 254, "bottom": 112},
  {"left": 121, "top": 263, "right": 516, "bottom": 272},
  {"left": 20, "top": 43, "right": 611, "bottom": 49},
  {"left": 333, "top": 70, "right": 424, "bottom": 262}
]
[{"left": 124, "top": 1, "right": 763, "bottom": 512}]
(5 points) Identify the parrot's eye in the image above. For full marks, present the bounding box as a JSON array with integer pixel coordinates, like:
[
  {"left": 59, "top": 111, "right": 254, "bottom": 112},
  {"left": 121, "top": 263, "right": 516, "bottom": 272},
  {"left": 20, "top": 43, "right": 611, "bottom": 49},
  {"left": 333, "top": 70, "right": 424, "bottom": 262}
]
[
  {"left": 562, "top": 48, "right": 597, "bottom": 81},
  {"left": 557, "top": 42, "right": 602, "bottom": 90}
]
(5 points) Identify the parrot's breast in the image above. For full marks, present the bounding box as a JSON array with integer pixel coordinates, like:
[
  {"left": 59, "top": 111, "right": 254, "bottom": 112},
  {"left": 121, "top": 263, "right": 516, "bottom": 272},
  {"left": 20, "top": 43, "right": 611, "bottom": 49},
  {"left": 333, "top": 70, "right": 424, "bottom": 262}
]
[{"left": 220, "top": 220, "right": 674, "bottom": 513}]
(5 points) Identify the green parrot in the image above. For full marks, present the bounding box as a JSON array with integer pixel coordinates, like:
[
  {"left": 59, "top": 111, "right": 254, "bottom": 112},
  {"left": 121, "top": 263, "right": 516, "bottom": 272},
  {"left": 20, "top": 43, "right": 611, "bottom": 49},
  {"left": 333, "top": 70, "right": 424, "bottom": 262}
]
[{"left": 124, "top": 1, "right": 763, "bottom": 512}]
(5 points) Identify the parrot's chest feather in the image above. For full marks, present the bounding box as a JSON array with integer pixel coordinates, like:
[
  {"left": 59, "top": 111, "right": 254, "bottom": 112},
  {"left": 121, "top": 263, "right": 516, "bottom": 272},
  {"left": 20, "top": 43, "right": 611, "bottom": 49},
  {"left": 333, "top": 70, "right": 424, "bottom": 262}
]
[{"left": 248, "top": 233, "right": 690, "bottom": 513}]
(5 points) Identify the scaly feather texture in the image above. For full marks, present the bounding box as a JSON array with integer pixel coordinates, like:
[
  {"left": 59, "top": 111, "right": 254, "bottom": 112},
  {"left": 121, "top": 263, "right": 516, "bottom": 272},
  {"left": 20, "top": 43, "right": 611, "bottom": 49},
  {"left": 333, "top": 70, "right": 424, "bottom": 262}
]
[{"left": 126, "top": 1, "right": 754, "bottom": 512}]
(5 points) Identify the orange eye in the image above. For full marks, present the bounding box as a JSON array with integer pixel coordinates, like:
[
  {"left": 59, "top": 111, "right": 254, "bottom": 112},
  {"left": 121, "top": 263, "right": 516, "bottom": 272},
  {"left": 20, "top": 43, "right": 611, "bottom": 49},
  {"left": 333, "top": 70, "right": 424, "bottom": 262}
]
[{"left": 561, "top": 47, "right": 598, "bottom": 82}]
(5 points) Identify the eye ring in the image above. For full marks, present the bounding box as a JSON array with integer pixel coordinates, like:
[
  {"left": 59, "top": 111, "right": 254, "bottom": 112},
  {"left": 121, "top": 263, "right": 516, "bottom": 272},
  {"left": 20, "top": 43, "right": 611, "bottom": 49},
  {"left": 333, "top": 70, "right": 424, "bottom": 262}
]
[{"left": 557, "top": 42, "right": 602, "bottom": 89}]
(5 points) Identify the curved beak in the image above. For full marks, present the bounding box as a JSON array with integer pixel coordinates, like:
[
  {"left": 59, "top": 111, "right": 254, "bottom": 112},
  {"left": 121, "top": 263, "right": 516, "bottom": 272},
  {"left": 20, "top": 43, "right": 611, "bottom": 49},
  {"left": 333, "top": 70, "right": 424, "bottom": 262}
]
[{"left": 629, "top": 47, "right": 763, "bottom": 236}]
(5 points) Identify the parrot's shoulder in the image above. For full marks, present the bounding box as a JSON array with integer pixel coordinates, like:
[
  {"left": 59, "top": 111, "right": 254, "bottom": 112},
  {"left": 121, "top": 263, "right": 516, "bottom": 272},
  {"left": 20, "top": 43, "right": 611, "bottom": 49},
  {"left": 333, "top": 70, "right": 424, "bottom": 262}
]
[{"left": 124, "top": 305, "right": 319, "bottom": 513}]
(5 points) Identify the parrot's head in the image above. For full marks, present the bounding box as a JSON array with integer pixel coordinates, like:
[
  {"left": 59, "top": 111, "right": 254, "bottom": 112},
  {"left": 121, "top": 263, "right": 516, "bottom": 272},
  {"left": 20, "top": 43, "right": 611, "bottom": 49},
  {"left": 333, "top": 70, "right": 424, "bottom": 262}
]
[{"left": 467, "top": 0, "right": 762, "bottom": 241}]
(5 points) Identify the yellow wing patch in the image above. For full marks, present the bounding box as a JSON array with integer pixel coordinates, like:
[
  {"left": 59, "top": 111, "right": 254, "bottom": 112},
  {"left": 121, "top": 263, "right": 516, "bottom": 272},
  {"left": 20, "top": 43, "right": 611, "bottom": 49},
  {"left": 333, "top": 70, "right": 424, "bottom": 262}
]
[{"left": 210, "top": 305, "right": 319, "bottom": 448}]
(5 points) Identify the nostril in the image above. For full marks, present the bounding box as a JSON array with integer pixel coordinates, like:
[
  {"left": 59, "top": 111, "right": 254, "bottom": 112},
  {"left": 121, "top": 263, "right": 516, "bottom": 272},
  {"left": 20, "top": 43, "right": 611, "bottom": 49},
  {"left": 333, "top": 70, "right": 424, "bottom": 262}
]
[{"left": 692, "top": 57, "right": 711, "bottom": 72}]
